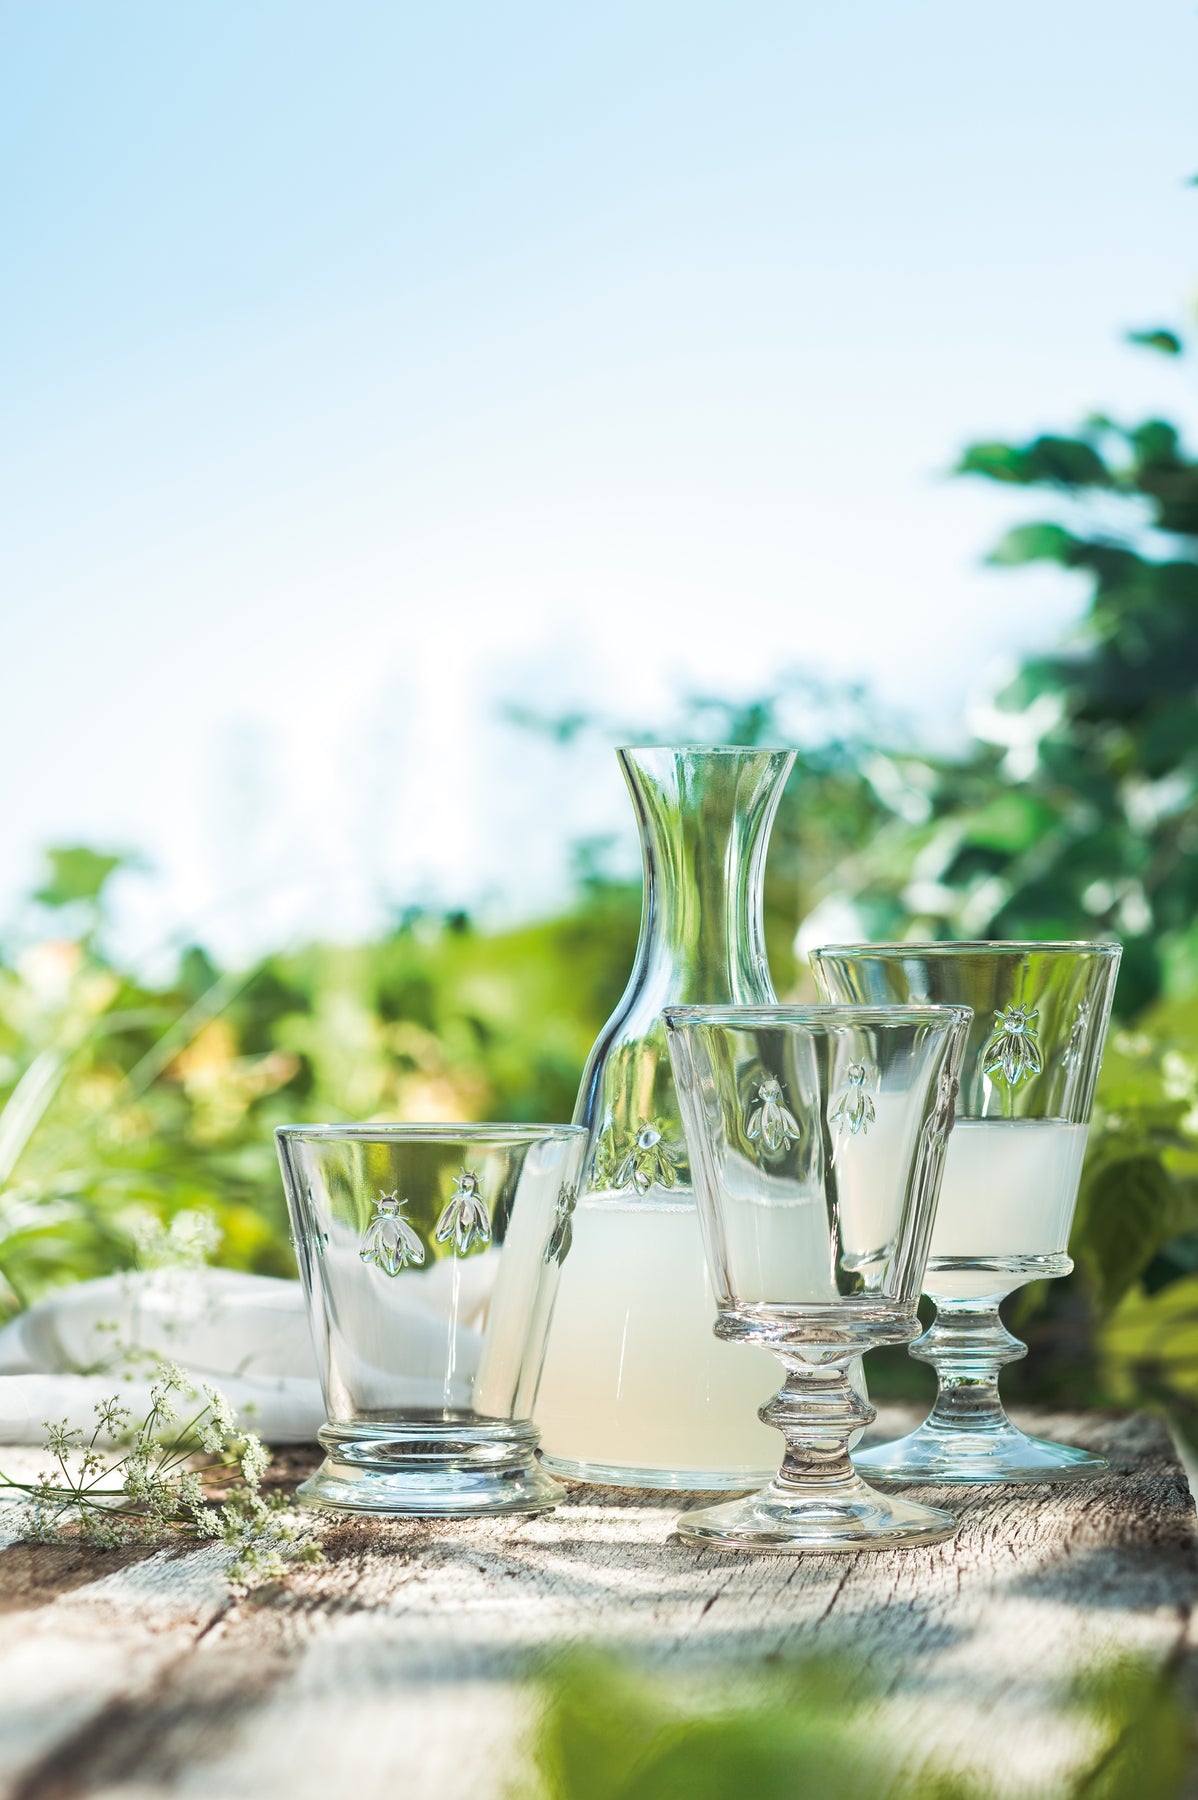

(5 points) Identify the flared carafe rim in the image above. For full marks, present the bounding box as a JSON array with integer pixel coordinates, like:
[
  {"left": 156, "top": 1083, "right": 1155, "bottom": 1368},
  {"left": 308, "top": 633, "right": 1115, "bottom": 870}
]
[
  {"left": 663, "top": 1002, "right": 973, "bottom": 1029},
  {"left": 811, "top": 939, "right": 1122, "bottom": 959},
  {"left": 275, "top": 1121, "right": 587, "bottom": 1144},
  {"left": 618, "top": 742, "right": 793, "bottom": 754}
]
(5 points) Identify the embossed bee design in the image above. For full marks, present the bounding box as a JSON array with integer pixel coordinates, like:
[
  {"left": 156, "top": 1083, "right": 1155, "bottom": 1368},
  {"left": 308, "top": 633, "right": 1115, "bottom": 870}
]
[
  {"left": 360, "top": 1191, "right": 425, "bottom": 1276},
  {"left": 434, "top": 1169, "right": 492, "bottom": 1255},
  {"left": 830, "top": 1063, "right": 876, "bottom": 1138},
  {"left": 983, "top": 1004, "right": 1043, "bottom": 1085},
  {"left": 545, "top": 1182, "right": 577, "bottom": 1266},
  {"left": 1063, "top": 998, "right": 1090, "bottom": 1070},
  {"left": 928, "top": 1062, "right": 959, "bottom": 1145},
  {"left": 614, "top": 1119, "right": 681, "bottom": 1195},
  {"left": 746, "top": 1076, "right": 801, "bottom": 1153}
]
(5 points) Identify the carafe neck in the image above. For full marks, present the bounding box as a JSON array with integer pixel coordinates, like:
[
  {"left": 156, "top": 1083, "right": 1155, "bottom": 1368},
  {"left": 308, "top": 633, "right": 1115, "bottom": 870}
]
[{"left": 621, "top": 746, "right": 794, "bottom": 1003}]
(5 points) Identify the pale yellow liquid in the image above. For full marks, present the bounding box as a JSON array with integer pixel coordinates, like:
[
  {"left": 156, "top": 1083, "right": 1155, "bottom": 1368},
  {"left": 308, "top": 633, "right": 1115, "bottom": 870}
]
[
  {"left": 925, "top": 1118, "right": 1088, "bottom": 1301},
  {"left": 533, "top": 1193, "right": 782, "bottom": 1479}
]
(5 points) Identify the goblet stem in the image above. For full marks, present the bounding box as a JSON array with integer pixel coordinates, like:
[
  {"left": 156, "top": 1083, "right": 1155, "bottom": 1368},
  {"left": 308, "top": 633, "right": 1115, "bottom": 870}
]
[
  {"left": 676, "top": 1345, "right": 956, "bottom": 1552},
  {"left": 765, "top": 1354, "right": 876, "bottom": 1489},
  {"left": 910, "top": 1299, "right": 1026, "bottom": 1436},
  {"left": 852, "top": 1295, "right": 1107, "bottom": 1486}
]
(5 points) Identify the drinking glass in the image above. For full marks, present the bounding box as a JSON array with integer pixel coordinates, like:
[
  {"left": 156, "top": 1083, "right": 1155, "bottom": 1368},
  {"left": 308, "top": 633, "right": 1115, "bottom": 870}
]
[
  {"left": 664, "top": 1003, "right": 971, "bottom": 1551},
  {"left": 811, "top": 942, "right": 1121, "bottom": 1484},
  {"left": 276, "top": 1123, "right": 586, "bottom": 1514}
]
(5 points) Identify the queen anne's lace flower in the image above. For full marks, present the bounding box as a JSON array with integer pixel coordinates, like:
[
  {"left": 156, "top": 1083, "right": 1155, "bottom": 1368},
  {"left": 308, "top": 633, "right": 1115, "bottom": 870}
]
[
  {"left": 94, "top": 1397, "right": 131, "bottom": 1438},
  {"left": 239, "top": 1434, "right": 270, "bottom": 1487},
  {"left": 44, "top": 1420, "right": 82, "bottom": 1460},
  {"left": 1, "top": 1368, "right": 322, "bottom": 1592}
]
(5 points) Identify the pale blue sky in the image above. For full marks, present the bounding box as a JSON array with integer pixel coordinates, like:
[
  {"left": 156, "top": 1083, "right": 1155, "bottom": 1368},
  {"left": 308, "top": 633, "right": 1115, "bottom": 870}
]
[{"left": 2, "top": 2, "right": 1196, "bottom": 959}]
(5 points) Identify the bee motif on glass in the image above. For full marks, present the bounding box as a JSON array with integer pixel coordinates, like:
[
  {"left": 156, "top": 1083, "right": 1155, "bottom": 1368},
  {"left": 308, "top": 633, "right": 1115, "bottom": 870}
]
[
  {"left": 1063, "top": 998, "right": 1090, "bottom": 1071},
  {"left": 927, "top": 1062, "right": 959, "bottom": 1147},
  {"left": 830, "top": 1063, "right": 876, "bottom": 1139},
  {"left": 360, "top": 1191, "right": 425, "bottom": 1277},
  {"left": 745, "top": 1076, "right": 801, "bottom": 1154},
  {"left": 614, "top": 1118, "right": 680, "bottom": 1195},
  {"left": 545, "top": 1182, "right": 577, "bottom": 1266},
  {"left": 983, "top": 1004, "right": 1043, "bottom": 1086},
  {"left": 434, "top": 1169, "right": 492, "bottom": 1256}
]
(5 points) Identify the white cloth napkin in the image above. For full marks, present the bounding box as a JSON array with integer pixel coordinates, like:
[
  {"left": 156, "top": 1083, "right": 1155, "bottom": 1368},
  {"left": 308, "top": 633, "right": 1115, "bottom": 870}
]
[{"left": 0, "top": 1269, "right": 324, "bottom": 1444}]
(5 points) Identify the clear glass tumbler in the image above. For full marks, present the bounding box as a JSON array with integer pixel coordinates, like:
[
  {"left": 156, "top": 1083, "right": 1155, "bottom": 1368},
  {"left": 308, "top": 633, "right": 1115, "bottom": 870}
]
[
  {"left": 664, "top": 1003, "right": 971, "bottom": 1552},
  {"left": 811, "top": 942, "right": 1121, "bottom": 1484},
  {"left": 276, "top": 1123, "right": 586, "bottom": 1514}
]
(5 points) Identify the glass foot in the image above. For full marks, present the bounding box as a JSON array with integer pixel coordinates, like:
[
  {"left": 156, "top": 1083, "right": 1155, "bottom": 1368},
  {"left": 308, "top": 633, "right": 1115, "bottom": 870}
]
[
  {"left": 854, "top": 1419, "right": 1107, "bottom": 1486},
  {"left": 676, "top": 1473, "right": 956, "bottom": 1553},
  {"left": 301, "top": 1419, "right": 565, "bottom": 1516}
]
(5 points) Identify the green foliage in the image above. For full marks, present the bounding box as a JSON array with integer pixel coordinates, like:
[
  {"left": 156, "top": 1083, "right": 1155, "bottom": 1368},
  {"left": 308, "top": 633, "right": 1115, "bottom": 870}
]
[
  {"left": 1125, "top": 328, "right": 1184, "bottom": 356},
  {"left": 806, "top": 344, "right": 1198, "bottom": 1020},
  {"left": 1073, "top": 998, "right": 1198, "bottom": 1309},
  {"left": 33, "top": 847, "right": 128, "bottom": 910},
  {"left": 0, "top": 855, "right": 637, "bottom": 1314},
  {"left": 1080, "top": 1155, "right": 1177, "bottom": 1310},
  {"left": 523, "top": 1652, "right": 1193, "bottom": 1800},
  {"left": 1, "top": 320, "right": 1197, "bottom": 1446},
  {"left": 958, "top": 435, "right": 1113, "bottom": 489}
]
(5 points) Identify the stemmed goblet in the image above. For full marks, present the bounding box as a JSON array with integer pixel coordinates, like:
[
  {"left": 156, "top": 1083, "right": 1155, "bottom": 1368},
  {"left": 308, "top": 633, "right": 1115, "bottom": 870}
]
[
  {"left": 664, "top": 1003, "right": 971, "bottom": 1551},
  {"left": 811, "top": 942, "right": 1120, "bottom": 1484}
]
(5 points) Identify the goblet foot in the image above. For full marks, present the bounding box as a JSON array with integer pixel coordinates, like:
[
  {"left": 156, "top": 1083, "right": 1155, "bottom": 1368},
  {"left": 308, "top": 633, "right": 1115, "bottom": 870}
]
[
  {"left": 677, "top": 1471, "right": 955, "bottom": 1553},
  {"left": 866, "top": 1292, "right": 1107, "bottom": 1484},
  {"left": 855, "top": 1418, "right": 1106, "bottom": 1486}
]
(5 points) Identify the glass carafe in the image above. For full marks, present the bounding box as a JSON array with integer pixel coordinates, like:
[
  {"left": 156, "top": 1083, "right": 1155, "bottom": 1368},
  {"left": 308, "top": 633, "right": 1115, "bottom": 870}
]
[{"left": 535, "top": 744, "right": 821, "bottom": 1488}]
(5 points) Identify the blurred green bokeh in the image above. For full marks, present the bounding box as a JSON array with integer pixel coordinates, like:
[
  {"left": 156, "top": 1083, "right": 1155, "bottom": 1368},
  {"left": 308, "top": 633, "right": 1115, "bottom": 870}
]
[
  {"left": 1, "top": 326, "right": 1197, "bottom": 1442},
  {"left": 523, "top": 1650, "right": 1192, "bottom": 1799}
]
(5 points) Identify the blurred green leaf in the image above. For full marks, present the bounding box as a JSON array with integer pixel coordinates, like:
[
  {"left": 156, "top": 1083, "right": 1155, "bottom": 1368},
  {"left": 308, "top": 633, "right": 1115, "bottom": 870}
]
[
  {"left": 1126, "top": 329, "right": 1183, "bottom": 356},
  {"left": 525, "top": 1652, "right": 1192, "bottom": 1800},
  {"left": 985, "top": 522, "right": 1079, "bottom": 567},
  {"left": 958, "top": 792, "right": 1060, "bottom": 853},
  {"left": 33, "top": 847, "right": 125, "bottom": 909},
  {"left": 1076, "top": 1156, "right": 1178, "bottom": 1309},
  {"left": 959, "top": 435, "right": 1112, "bottom": 488}
]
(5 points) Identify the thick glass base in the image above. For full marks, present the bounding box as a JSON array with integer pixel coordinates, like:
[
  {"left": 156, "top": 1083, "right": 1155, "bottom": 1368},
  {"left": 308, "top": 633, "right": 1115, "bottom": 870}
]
[
  {"left": 855, "top": 1419, "right": 1107, "bottom": 1486},
  {"left": 541, "top": 1453, "right": 774, "bottom": 1491},
  {"left": 300, "top": 1417, "right": 565, "bottom": 1516},
  {"left": 676, "top": 1473, "right": 956, "bottom": 1553}
]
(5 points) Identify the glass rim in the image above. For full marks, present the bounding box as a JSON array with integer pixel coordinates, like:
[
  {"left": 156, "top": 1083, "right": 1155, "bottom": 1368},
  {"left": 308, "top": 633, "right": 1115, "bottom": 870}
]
[
  {"left": 663, "top": 1002, "right": 972, "bottom": 1029},
  {"left": 810, "top": 939, "right": 1122, "bottom": 959},
  {"left": 275, "top": 1122, "right": 586, "bottom": 1145}
]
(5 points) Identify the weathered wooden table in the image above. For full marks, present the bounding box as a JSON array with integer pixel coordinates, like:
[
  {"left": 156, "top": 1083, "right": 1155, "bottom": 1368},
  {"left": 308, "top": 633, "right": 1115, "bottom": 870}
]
[{"left": 0, "top": 1409, "right": 1193, "bottom": 1799}]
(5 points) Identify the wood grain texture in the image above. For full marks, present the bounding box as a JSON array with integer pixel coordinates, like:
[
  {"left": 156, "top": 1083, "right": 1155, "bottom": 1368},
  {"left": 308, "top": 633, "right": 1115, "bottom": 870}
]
[{"left": 0, "top": 1409, "right": 1193, "bottom": 1800}]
